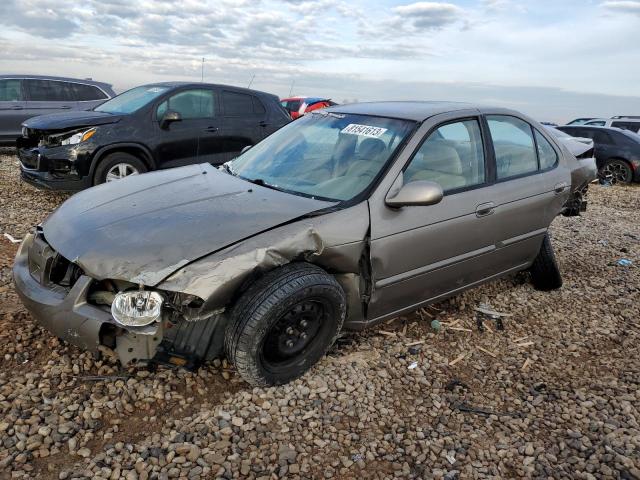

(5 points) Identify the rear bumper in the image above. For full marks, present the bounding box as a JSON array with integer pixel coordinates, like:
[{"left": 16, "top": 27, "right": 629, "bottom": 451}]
[{"left": 12, "top": 233, "right": 112, "bottom": 353}]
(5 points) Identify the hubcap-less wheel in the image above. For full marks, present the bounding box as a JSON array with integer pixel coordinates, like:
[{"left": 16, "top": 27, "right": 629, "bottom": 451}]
[
  {"left": 105, "top": 163, "right": 139, "bottom": 182},
  {"left": 601, "top": 161, "right": 632, "bottom": 184},
  {"left": 262, "top": 300, "right": 326, "bottom": 367}
]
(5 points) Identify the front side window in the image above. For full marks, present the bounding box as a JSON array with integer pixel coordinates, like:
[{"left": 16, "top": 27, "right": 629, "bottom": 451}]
[
  {"left": 487, "top": 115, "right": 538, "bottom": 179},
  {"left": 0, "top": 79, "right": 22, "bottom": 101},
  {"left": 404, "top": 119, "right": 485, "bottom": 192},
  {"left": 156, "top": 89, "right": 215, "bottom": 120},
  {"left": 25, "top": 79, "right": 72, "bottom": 102},
  {"left": 95, "top": 86, "right": 170, "bottom": 114},
  {"left": 230, "top": 112, "right": 415, "bottom": 201},
  {"left": 534, "top": 130, "right": 558, "bottom": 170}
]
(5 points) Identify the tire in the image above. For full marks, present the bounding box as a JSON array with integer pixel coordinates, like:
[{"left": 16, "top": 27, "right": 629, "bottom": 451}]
[
  {"left": 600, "top": 159, "right": 632, "bottom": 185},
  {"left": 224, "top": 263, "right": 346, "bottom": 386},
  {"left": 530, "top": 234, "right": 562, "bottom": 291},
  {"left": 93, "top": 152, "right": 148, "bottom": 185}
]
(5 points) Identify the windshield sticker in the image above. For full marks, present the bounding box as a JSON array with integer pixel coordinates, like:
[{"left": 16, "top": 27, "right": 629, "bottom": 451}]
[{"left": 341, "top": 124, "right": 387, "bottom": 138}]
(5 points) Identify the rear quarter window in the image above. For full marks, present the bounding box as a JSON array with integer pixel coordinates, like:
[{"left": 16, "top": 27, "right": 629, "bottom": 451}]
[{"left": 72, "top": 83, "right": 108, "bottom": 101}]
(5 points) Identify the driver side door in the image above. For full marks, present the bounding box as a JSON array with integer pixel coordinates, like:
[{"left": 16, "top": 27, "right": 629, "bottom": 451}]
[
  {"left": 153, "top": 88, "right": 217, "bottom": 169},
  {"left": 367, "top": 112, "right": 498, "bottom": 319}
]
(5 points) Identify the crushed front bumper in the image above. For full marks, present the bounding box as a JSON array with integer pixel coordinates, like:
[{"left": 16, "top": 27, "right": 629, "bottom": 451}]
[
  {"left": 13, "top": 233, "right": 113, "bottom": 353},
  {"left": 17, "top": 141, "right": 92, "bottom": 191}
]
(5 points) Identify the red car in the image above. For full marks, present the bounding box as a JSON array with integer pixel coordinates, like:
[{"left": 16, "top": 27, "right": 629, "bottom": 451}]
[{"left": 280, "top": 96, "right": 337, "bottom": 119}]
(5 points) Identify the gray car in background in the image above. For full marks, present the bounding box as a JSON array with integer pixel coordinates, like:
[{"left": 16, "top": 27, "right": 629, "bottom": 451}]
[{"left": 0, "top": 75, "right": 115, "bottom": 145}]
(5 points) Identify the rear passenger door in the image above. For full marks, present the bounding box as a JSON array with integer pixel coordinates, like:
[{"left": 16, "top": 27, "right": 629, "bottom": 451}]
[
  {"left": 23, "top": 79, "right": 78, "bottom": 117},
  {"left": 217, "top": 90, "right": 269, "bottom": 163},
  {"left": 481, "top": 113, "right": 570, "bottom": 272},
  {"left": 0, "top": 78, "right": 26, "bottom": 143}
]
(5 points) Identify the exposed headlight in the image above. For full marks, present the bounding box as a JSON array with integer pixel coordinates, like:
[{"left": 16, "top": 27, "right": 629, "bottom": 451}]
[
  {"left": 60, "top": 127, "right": 97, "bottom": 146},
  {"left": 111, "top": 290, "right": 163, "bottom": 327}
]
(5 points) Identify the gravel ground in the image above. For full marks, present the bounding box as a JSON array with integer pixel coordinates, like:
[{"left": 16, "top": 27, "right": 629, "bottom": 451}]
[{"left": 0, "top": 151, "right": 638, "bottom": 480}]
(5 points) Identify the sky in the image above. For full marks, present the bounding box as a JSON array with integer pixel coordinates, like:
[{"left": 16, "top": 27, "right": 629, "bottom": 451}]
[{"left": 1, "top": 0, "right": 639, "bottom": 122}]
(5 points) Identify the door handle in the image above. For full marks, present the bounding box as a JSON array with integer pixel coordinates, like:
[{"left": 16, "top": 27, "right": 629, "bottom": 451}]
[
  {"left": 554, "top": 182, "right": 568, "bottom": 194},
  {"left": 475, "top": 202, "right": 495, "bottom": 217},
  {"left": 204, "top": 126, "right": 218, "bottom": 133},
  {"left": 12, "top": 106, "right": 23, "bottom": 110},
  {"left": 60, "top": 106, "right": 72, "bottom": 109},
  {"left": 259, "top": 121, "right": 269, "bottom": 127}
]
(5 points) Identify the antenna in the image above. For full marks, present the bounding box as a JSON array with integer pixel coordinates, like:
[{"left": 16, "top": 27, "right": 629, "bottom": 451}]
[
  {"left": 247, "top": 73, "right": 256, "bottom": 89},
  {"left": 289, "top": 79, "right": 295, "bottom": 97},
  {"left": 201, "top": 58, "right": 205, "bottom": 82}
]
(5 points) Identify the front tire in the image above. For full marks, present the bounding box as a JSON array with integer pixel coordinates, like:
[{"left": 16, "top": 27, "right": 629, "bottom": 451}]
[
  {"left": 225, "top": 263, "right": 346, "bottom": 386},
  {"left": 94, "top": 152, "right": 148, "bottom": 185},
  {"left": 530, "top": 234, "right": 562, "bottom": 291}
]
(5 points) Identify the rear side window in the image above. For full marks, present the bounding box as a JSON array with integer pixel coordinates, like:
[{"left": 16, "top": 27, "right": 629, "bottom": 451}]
[
  {"left": 25, "top": 79, "right": 73, "bottom": 101},
  {"left": 252, "top": 97, "right": 266, "bottom": 114},
  {"left": 156, "top": 89, "right": 215, "bottom": 120},
  {"left": 0, "top": 79, "right": 22, "bottom": 101},
  {"left": 487, "top": 115, "right": 538, "bottom": 179},
  {"left": 72, "top": 83, "right": 108, "bottom": 101},
  {"left": 222, "top": 91, "right": 254, "bottom": 116},
  {"left": 534, "top": 130, "right": 558, "bottom": 170},
  {"left": 611, "top": 121, "right": 640, "bottom": 133}
]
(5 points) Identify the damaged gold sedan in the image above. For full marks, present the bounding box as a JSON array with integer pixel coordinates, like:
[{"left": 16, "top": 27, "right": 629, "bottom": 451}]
[{"left": 13, "top": 102, "right": 597, "bottom": 385}]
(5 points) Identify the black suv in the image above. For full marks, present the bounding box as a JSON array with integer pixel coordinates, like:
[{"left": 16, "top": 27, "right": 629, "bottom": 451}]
[
  {"left": 556, "top": 125, "right": 640, "bottom": 184},
  {"left": 17, "top": 82, "right": 290, "bottom": 190}
]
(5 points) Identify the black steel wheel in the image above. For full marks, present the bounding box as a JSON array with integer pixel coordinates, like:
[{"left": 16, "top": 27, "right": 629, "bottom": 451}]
[
  {"left": 600, "top": 159, "right": 632, "bottom": 185},
  {"left": 225, "top": 263, "right": 346, "bottom": 386}
]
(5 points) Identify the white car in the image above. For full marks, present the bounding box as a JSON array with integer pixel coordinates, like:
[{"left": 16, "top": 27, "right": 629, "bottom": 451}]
[{"left": 584, "top": 117, "right": 640, "bottom": 133}]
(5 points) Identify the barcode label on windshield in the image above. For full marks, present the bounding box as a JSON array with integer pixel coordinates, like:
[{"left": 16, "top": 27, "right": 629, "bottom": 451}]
[{"left": 341, "top": 124, "right": 387, "bottom": 138}]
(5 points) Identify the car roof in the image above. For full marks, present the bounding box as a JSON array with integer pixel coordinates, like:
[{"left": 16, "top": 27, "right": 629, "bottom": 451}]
[
  {"left": 325, "top": 101, "right": 483, "bottom": 121},
  {"left": 0, "top": 74, "right": 112, "bottom": 90},
  {"left": 137, "top": 82, "right": 276, "bottom": 98}
]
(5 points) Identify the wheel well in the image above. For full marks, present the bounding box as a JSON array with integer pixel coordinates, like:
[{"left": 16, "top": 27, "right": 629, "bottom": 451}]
[
  {"left": 604, "top": 157, "right": 632, "bottom": 168},
  {"left": 92, "top": 145, "right": 155, "bottom": 179}
]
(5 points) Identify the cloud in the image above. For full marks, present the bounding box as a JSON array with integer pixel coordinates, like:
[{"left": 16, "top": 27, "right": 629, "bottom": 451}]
[
  {"left": 388, "top": 2, "right": 465, "bottom": 31},
  {"left": 601, "top": 0, "right": 640, "bottom": 14}
]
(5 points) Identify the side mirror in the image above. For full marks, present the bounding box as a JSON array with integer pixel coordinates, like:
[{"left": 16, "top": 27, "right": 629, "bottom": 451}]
[
  {"left": 160, "top": 110, "right": 182, "bottom": 129},
  {"left": 385, "top": 180, "right": 444, "bottom": 208},
  {"left": 240, "top": 145, "right": 252, "bottom": 155}
]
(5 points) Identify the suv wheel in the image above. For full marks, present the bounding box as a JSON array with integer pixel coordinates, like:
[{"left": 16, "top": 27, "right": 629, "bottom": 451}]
[
  {"left": 224, "top": 263, "right": 346, "bottom": 386},
  {"left": 529, "top": 234, "right": 562, "bottom": 291},
  {"left": 94, "top": 152, "right": 148, "bottom": 185},
  {"left": 600, "top": 159, "right": 632, "bottom": 184}
]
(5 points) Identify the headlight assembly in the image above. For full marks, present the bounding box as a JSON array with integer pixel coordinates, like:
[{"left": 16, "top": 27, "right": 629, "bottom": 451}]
[
  {"left": 111, "top": 290, "right": 163, "bottom": 327},
  {"left": 60, "top": 127, "right": 97, "bottom": 146}
]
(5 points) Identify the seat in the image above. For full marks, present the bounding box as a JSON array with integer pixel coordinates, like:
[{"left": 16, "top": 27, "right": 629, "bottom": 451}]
[{"left": 406, "top": 141, "right": 467, "bottom": 190}]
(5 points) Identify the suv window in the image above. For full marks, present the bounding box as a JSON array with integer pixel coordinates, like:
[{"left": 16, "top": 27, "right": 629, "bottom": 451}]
[
  {"left": 24, "top": 79, "right": 73, "bottom": 102},
  {"left": 0, "top": 79, "right": 22, "bottom": 101},
  {"left": 487, "top": 115, "right": 538, "bottom": 179},
  {"left": 611, "top": 121, "right": 640, "bottom": 133},
  {"left": 223, "top": 91, "right": 254, "bottom": 116},
  {"left": 534, "top": 130, "right": 558, "bottom": 170},
  {"left": 71, "top": 83, "right": 108, "bottom": 101},
  {"left": 156, "top": 89, "right": 215, "bottom": 120},
  {"left": 404, "top": 119, "right": 485, "bottom": 192},
  {"left": 253, "top": 97, "right": 266, "bottom": 114}
]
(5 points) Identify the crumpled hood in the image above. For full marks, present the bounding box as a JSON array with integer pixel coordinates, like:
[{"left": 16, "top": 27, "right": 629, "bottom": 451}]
[
  {"left": 23, "top": 110, "right": 124, "bottom": 131},
  {"left": 43, "top": 164, "right": 334, "bottom": 285}
]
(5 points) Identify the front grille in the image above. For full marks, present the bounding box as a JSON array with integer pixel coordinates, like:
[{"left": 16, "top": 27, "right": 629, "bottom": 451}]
[{"left": 28, "top": 230, "right": 83, "bottom": 290}]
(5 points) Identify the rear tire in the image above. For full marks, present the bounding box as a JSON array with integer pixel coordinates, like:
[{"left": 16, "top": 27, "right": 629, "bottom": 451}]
[
  {"left": 600, "top": 159, "right": 632, "bottom": 185},
  {"left": 94, "top": 152, "right": 147, "bottom": 185},
  {"left": 530, "top": 234, "right": 562, "bottom": 291},
  {"left": 224, "top": 263, "right": 346, "bottom": 386}
]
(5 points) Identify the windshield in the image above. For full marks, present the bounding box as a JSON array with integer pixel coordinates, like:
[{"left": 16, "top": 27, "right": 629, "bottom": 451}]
[
  {"left": 230, "top": 112, "right": 415, "bottom": 201},
  {"left": 95, "top": 86, "right": 170, "bottom": 114}
]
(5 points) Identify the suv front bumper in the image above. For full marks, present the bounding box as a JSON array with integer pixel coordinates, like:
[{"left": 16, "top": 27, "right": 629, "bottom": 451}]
[{"left": 17, "top": 141, "right": 92, "bottom": 191}]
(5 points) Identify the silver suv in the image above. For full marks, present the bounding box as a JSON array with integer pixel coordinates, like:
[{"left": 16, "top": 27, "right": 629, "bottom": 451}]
[
  {"left": 0, "top": 75, "right": 115, "bottom": 144},
  {"left": 13, "top": 102, "right": 597, "bottom": 386},
  {"left": 584, "top": 117, "right": 640, "bottom": 133}
]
